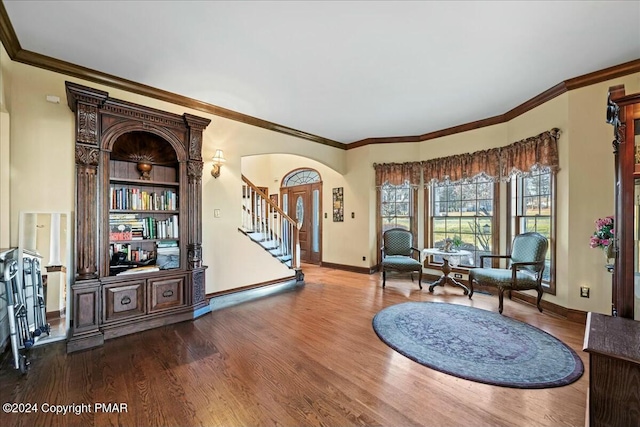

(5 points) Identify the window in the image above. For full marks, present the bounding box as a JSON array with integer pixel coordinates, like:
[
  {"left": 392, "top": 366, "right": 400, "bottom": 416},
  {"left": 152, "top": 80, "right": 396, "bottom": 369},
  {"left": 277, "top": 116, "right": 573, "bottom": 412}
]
[
  {"left": 380, "top": 183, "right": 414, "bottom": 233},
  {"left": 427, "top": 176, "right": 497, "bottom": 268},
  {"left": 283, "top": 169, "right": 320, "bottom": 186},
  {"left": 509, "top": 168, "right": 556, "bottom": 293}
]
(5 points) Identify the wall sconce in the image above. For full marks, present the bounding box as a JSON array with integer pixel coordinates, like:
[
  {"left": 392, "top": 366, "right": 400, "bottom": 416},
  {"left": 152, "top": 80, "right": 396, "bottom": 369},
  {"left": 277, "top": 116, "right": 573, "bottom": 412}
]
[{"left": 211, "top": 149, "right": 226, "bottom": 178}]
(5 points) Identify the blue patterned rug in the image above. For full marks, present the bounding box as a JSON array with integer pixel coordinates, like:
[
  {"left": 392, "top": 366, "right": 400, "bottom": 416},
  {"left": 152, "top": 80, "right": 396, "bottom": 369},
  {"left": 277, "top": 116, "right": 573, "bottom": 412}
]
[{"left": 372, "top": 302, "right": 583, "bottom": 388}]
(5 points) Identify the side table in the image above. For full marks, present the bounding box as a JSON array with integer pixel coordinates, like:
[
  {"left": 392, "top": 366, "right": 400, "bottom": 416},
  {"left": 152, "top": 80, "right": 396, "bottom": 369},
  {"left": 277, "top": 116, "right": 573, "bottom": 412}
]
[{"left": 422, "top": 248, "right": 471, "bottom": 295}]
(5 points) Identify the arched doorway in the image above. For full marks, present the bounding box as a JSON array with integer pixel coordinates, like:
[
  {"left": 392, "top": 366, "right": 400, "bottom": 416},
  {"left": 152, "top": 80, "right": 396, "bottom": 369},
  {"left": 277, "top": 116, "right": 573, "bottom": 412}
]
[{"left": 280, "top": 169, "right": 322, "bottom": 264}]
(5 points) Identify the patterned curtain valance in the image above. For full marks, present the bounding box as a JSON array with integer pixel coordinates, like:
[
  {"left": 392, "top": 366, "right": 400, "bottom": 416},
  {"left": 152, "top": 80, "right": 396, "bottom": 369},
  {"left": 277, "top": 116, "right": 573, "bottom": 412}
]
[
  {"left": 422, "top": 148, "right": 501, "bottom": 185},
  {"left": 500, "top": 128, "right": 560, "bottom": 180},
  {"left": 374, "top": 162, "right": 421, "bottom": 187},
  {"left": 373, "top": 128, "right": 561, "bottom": 186}
]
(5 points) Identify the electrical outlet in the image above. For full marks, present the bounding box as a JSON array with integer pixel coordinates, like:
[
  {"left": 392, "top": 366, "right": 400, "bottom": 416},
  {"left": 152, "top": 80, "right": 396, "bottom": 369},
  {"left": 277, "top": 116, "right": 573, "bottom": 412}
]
[
  {"left": 362, "top": 256, "right": 366, "bottom": 261},
  {"left": 453, "top": 273, "right": 463, "bottom": 279},
  {"left": 580, "top": 286, "right": 590, "bottom": 298}
]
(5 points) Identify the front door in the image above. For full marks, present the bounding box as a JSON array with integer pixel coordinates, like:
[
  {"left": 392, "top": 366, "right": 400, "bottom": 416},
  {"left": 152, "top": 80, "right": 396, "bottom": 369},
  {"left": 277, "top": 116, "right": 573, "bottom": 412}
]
[
  {"left": 282, "top": 182, "right": 322, "bottom": 264},
  {"left": 290, "top": 185, "right": 310, "bottom": 262}
]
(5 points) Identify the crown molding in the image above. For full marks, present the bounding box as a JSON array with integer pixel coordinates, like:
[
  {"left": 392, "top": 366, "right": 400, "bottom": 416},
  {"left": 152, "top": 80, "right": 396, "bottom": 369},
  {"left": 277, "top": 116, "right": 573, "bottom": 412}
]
[
  {"left": 347, "top": 59, "right": 640, "bottom": 149},
  {"left": 1, "top": 2, "right": 638, "bottom": 151},
  {"left": 0, "top": 2, "right": 343, "bottom": 150},
  {"left": 0, "top": 0, "right": 20, "bottom": 58}
]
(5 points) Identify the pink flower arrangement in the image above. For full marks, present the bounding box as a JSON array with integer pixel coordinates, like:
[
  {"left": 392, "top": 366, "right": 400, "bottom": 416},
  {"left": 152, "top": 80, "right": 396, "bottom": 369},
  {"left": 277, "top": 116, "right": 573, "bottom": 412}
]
[{"left": 590, "top": 216, "right": 614, "bottom": 249}]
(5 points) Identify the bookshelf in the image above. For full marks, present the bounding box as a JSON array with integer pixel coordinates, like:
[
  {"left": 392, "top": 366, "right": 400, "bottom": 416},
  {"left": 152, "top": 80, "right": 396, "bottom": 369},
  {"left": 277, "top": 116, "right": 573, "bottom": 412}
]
[{"left": 65, "top": 82, "right": 211, "bottom": 352}]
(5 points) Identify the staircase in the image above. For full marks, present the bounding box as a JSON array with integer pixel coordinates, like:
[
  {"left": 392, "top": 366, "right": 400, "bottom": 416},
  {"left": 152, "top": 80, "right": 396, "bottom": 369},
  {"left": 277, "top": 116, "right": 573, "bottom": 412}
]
[{"left": 240, "top": 175, "right": 303, "bottom": 281}]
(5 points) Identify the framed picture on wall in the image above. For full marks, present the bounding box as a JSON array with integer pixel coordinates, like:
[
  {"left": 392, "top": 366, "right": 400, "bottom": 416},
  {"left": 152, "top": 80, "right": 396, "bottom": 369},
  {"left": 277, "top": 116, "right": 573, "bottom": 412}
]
[
  {"left": 333, "top": 187, "right": 344, "bottom": 222},
  {"left": 269, "top": 194, "right": 278, "bottom": 206}
]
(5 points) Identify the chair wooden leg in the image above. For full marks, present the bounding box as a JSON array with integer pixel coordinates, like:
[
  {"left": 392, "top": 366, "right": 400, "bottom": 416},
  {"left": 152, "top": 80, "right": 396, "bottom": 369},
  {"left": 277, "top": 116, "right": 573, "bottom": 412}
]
[
  {"left": 468, "top": 274, "right": 474, "bottom": 299},
  {"left": 536, "top": 285, "right": 543, "bottom": 312},
  {"left": 418, "top": 270, "right": 422, "bottom": 290},
  {"left": 498, "top": 288, "right": 504, "bottom": 314},
  {"left": 382, "top": 270, "right": 386, "bottom": 288}
]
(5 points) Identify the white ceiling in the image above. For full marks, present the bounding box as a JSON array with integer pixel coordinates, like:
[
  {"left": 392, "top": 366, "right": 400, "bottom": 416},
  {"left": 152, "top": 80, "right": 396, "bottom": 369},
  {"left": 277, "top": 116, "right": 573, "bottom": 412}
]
[{"left": 4, "top": 1, "right": 640, "bottom": 144}]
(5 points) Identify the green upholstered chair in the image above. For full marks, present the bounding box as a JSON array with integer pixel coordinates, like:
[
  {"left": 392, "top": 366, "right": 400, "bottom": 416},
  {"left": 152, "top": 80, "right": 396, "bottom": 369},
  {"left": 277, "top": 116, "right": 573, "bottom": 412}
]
[
  {"left": 468, "top": 232, "right": 548, "bottom": 314},
  {"left": 381, "top": 228, "right": 422, "bottom": 289}
]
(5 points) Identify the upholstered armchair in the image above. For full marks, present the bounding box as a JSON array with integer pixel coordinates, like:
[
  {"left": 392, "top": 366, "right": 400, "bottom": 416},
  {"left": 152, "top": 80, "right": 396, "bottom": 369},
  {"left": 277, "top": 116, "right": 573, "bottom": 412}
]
[
  {"left": 468, "top": 232, "right": 548, "bottom": 314},
  {"left": 381, "top": 228, "right": 422, "bottom": 289}
]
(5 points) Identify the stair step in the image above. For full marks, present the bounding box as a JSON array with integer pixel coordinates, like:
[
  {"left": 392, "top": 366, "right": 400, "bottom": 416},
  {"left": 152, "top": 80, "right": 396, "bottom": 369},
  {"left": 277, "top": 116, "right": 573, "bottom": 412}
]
[
  {"left": 240, "top": 227, "right": 294, "bottom": 270},
  {"left": 260, "top": 240, "right": 279, "bottom": 250}
]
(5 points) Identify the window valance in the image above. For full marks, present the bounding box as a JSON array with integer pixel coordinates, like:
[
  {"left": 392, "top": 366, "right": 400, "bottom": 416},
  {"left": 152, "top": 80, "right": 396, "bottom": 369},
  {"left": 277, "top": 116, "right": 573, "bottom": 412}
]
[
  {"left": 500, "top": 128, "right": 560, "bottom": 179},
  {"left": 374, "top": 161, "right": 421, "bottom": 187},
  {"left": 372, "top": 128, "right": 560, "bottom": 186}
]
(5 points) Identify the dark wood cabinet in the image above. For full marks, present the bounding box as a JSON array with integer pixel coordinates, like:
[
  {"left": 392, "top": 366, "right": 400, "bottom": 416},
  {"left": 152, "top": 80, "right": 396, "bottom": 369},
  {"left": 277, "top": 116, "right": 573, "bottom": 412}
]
[
  {"left": 102, "top": 280, "right": 146, "bottom": 323},
  {"left": 583, "top": 312, "right": 640, "bottom": 427},
  {"left": 65, "top": 82, "right": 210, "bottom": 352},
  {"left": 607, "top": 85, "right": 640, "bottom": 320},
  {"left": 148, "top": 275, "right": 185, "bottom": 312}
]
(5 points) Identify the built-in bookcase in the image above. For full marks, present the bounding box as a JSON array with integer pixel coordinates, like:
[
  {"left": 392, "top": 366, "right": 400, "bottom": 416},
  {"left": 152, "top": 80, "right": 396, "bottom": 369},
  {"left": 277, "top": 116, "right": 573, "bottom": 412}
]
[
  {"left": 65, "top": 81, "right": 210, "bottom": 353},
  {"left": 108, "top": 155, "right": 181, "bottom": 277}
]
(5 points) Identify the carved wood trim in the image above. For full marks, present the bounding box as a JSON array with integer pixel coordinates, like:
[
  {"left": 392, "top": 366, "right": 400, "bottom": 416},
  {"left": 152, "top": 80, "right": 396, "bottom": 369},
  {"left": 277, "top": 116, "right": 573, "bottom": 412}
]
[
  {"left": 102, "top": 99, "right": 186, "bottom": 129},
  {"left": 191, "top": 268, "right": 205, "bottom": 304},
  {"left": 76, "top": 103, "right": 99, "bottom": 144},
  {"left": 188, "top": 245, "right": 203, "bottom": 270},
  {"left": 187, "top": 161, "right": 203, "bottom": 184},
  {"left": 75, "top": 163, "right": 98, "bottom": 279},
  {"left": 99, "top": 120, "right": 188, "bottom": 162},
  {"left": 75, "top": 145, "right": 100, "bottom": 166}
]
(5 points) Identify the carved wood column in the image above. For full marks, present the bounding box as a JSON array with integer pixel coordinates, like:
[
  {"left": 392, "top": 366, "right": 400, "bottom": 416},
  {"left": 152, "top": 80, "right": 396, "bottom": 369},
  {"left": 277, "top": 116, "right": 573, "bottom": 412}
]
[
  {"left": 75, "top": 147, "right": 99, "bottom": 278},
  {"left": 183, "top": 114, "right": 211, "bottom": 306},
  {"left": 66, "top": 83, "right": 108, "bottom": 280}
]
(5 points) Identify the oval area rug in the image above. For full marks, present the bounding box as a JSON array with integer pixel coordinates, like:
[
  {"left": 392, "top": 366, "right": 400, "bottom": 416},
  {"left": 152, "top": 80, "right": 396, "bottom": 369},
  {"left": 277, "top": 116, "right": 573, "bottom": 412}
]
[{"left": 372, "top": 302, "right": 584, "bottom": 388}]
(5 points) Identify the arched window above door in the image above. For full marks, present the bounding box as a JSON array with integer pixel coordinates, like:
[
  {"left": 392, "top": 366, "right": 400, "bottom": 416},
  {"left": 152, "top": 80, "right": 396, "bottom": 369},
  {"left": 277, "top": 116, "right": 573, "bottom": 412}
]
[{"left": 283, "top": 169, "right": 320, "bottom": 187}]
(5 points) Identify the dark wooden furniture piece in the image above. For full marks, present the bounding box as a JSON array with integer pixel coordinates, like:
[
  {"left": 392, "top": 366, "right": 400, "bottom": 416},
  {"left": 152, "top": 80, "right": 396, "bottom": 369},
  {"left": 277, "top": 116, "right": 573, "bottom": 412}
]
[
  {"left": 583, "top": 312, "right": 640, "bottom": 427},
  {"left": 607, "top": 85, "right": 640, "bottom": 319},
  {"left": 66, "top": 82, "right": 211, "bottom": 352},
  {"left": 422, "top": 248, "right": 471, "bottom": 295}
]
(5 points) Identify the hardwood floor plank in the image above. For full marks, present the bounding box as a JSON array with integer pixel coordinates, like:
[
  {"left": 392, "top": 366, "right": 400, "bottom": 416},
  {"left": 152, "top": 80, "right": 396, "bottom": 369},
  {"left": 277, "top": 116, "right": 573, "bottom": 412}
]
[{"left": 0, "top": 264, "right": 588, "bottom": 426}]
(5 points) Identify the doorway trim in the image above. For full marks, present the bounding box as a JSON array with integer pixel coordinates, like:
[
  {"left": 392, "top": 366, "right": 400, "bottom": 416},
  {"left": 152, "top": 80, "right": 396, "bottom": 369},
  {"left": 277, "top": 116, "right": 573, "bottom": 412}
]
[{"left": 280, "top": 168, "right": 322, "bottom": 264}]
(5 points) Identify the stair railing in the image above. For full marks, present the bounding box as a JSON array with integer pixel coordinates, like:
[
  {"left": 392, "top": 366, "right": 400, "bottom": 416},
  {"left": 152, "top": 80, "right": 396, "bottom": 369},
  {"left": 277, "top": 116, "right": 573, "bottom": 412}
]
[{"left": 241, "top": 175, "right": 300, "bottom": 270}]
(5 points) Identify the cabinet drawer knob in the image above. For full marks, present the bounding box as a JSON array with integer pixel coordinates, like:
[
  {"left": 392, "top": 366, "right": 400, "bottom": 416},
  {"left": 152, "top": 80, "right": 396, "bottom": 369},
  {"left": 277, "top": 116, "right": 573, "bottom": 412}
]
[
  {"left": 162, "top": 289, "right": 174, "bottom": 298},
  {"left": 120, "top": 296, "right": 131, "bottom": 305}
]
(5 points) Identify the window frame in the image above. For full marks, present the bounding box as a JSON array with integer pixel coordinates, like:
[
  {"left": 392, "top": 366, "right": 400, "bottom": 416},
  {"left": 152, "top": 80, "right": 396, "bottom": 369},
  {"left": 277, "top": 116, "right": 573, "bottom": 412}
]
[
  {"left": 507, "top": 169, "right": 557, "bottom": 295},
  {"left": 424, "top": 179, "right": 500, "bottom": 271},
  {"left": 377, "top": 183, "right": 418, "bottom": 265}
]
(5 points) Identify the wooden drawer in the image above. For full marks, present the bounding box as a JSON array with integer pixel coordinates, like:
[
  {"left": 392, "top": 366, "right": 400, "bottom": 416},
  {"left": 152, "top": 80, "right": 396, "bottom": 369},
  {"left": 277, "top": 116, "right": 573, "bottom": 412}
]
[
  {"left": 103, "top": 280, "right": 145, "bottom": 322},
  {"left": 148, "top": 275, "right": 185, "bottom": 312}
]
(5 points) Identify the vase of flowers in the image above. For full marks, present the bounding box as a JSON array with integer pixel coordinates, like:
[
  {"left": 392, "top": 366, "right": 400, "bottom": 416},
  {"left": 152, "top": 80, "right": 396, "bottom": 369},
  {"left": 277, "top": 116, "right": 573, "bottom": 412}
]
[{"left": 590, "top": 215, "right": 615, "bottom": 263}]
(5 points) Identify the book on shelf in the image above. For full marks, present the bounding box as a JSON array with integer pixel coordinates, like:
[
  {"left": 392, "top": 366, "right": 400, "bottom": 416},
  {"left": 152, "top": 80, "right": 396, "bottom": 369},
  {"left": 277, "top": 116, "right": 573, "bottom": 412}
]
[
  {"left": 110, "top": 224, "right": 132, "bottom": 241},
  {"left": 110, "top": 187, "right": 178, "bottom": 211},
  {"left": 110, "top": 213, "right": 178, "bottom": 241},
  {"left": 116, "top": 265, "right": 160, "bottom": 275}
]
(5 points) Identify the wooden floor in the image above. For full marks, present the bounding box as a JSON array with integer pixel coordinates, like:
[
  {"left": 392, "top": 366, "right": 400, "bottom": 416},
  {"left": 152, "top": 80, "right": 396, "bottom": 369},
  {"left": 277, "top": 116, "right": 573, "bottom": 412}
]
[{"left": 0, "top": 264, "right": 588, "bottom": 427}]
